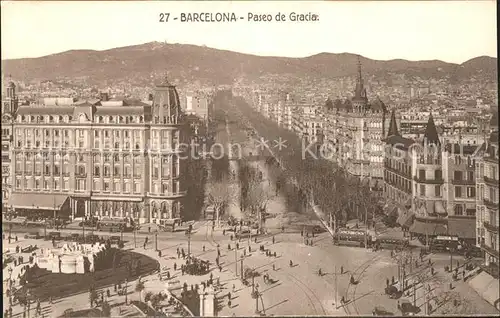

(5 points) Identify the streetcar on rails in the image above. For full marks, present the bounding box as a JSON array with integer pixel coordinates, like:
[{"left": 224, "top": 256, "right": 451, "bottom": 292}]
[
  {"left": 96, "top": 219, "right": 130, "bottom": 233},
  {"left": 333, "top": 228, "right": 373, "bottom": 248}
]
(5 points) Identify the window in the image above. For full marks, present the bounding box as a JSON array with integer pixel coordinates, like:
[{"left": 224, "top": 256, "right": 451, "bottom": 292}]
[
  {"left": 455, "top": 186, "right": 462, "bottom": 198},
  {"left": 455, "top": 155, "right": 462, "bottom": 165},
  {"left": 54, "top": 165, "right": 60, "bottom": 175},
  {"left": 124, "top": 182, "right": 130, "bottom": 193},
  {"left": 419, "top": 169, "right": 425, "bottom": 180},
  {"left": 454, "top": 171, "right": 462, "bottom": 181},
  {"left": 454, "top": 205, "right": 463, "bottom": 216},
  {"left": 435, "top": 185, "right": 441, "bottom": 197},
  {"left": 492, "top": 166, "right": 498, "bottom": 180},
  {"left": 54, "top": 180, "right": 60, "bottom": 190},
  {"left": 467, "top": 171, "right": 474, "bottom": 181},
  {"left": 134, "top": 183, "right": 140, "bottom": 193},
  {"left": 103, "top": 181, "right": 110, "bottom": 192},
  {"left": 94, "top": 166, "right": 100, "bottom": 176},
  {"left": 467, "top": 187, "right": 476, "bottom": 198},
  {"left": 104, "top": 166, "right": 110, "bottom": 177},
  {"left": 34, "top": 179, "right": 40, "bottom": 190},
  {"left": 93, "top": 180, "right": 100, "bottom": 191},
  {"left": 77, "top": 180, "right": 86, "bottom": 191},
  {"left": 114, "top": 166, "right": 120, "bottom": 176},
  {"left": 420, "top": 185, "right": 425, "bottom": 196},
  {"left": 490, "top": 187, "right": 497, "bottom": 202},
  {"left": 114, "top": 182, "right": 120, "bottom": 192},
  {"left": 43, "top": 180, "right": 49, "bottom": 190},
  {"left": 63, "top": 180, "right": 69, "bottom": 191},
  {"left": 434, "top": 169, "right": 442, "bottom": 180},
  {"left": 153, "top": 166, "right": 159, "bottom": 178},
  {"left": 15, "top": 179, "right": 21, "bottom": 189}
]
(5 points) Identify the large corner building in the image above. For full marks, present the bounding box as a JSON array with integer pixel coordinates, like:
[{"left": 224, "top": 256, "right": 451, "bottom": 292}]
[{"left": 8, "top": 76, "right": 189, "bottom": 225}]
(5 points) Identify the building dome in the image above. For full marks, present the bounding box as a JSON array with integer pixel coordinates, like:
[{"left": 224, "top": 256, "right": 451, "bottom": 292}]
[{"left": 152, "top": 75, "right": 181, "bottom": 123}]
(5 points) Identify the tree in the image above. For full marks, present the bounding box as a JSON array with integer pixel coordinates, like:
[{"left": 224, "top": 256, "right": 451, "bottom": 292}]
[
  {"left": 101, "top": 301, "right": 111, "bottom": 317},
  {"left": 437, "top": 291, "right": 477, "bottom": 315},
  {"left": 88, "top": 286, "right": 98, "bottom": 307},
  {"left": 207, "top": 176, "right": 235, "bottom": 224},
  {"left": 135, "top": 280, "right": 145, "bottom": 302},
  {"left": 244, "top": 170, "right": 274, "bottom": 230}
]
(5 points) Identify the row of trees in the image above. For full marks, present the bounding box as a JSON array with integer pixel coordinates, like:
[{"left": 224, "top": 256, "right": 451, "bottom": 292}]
[{"left": 228, "top": 98, "right": 380, "bottom": 227}]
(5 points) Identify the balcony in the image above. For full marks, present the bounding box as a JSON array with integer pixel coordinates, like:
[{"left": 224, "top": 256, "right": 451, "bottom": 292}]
[
  {"left": 484, "top": 221, "right": 499, "bottom": 233},
  {"left": 480, "top": 243, "right": 500, "bottom": 258},
  {"left": 62, "top": 172, "right": 70, "bottom": 177},
  {"left": 147, "top": 190, "right": 187, "bottom": 198},
  {"left": 413, "top": 176, "right": 444, "bottom": 184},
  {"left": 484, "top": 176, "right": 499, "bottom": 188},
  {"left": 451, "top": 179, "right": 475, "bottom": 186},
  {"left": 76, "top": 172, "right": 87, "bottom": 178},
  {"left": 484, "top": 198, "right": 499, "bottom": 210}
]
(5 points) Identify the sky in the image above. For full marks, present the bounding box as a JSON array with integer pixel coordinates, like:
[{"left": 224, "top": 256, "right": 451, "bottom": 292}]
[{"left": 1, "top": 1, "right": 497, "bottom": 64}]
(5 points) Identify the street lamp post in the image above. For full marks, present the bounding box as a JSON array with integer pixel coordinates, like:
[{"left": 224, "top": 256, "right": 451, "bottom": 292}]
[
  {"left": 240, "top": 256, "right": 244, "bottom": 280},
  {"left": 155, "top": 232, "right": 158, "bottom": 252},
  {"left": 235, "top": 246, "right": 238, "bottom": 276},
  {"left": 185, "top": 229, "right": 192, "bottom": 257},
  {"left": 255, "top": 284, "right": 259, "bottom": 314}
]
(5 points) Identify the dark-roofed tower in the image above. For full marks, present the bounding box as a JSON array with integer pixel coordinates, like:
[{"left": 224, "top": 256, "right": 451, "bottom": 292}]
[
  {"left": 352, "top": 55, "right": 368, "bottom": 111},
  {"left": 152, "top": 73, "right": 181, "bottom": 124},
  {"left": 423, "top": 112, "right": 440, "bottom": 146},
  {"left": 386, "top": 109, "right": 400, "bottom": 138}
]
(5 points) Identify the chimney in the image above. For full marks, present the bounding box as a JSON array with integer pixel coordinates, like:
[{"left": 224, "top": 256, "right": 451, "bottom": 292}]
[{"left": 100, "top": 92, "right": 109, "bottom": 101}]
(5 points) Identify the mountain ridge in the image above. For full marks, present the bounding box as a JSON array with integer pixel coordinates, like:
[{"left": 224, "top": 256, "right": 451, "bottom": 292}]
[{"left": 2, "top": 41, "right": 497, "bottom": 85}]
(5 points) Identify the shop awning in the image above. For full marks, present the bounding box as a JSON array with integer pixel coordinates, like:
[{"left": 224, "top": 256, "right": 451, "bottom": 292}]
[
  {"left": 9, "top": 193, "right": 68, "bottom": 210},
  {"left": 409, "top": 219, "right": 447, "bottom": 236},
  {"left": 468, "top": 271, "right": 500, "bottom": 308},
  {"left": 397, "top": 211, "right": 415, "bottom": 228},
  {"left": 447, "top": 218, "right": 476, "bottom": 239}
]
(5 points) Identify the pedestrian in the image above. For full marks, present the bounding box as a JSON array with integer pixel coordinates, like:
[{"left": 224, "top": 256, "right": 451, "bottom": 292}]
[
  {"left": 228, "top": 291, "right": 231, "bottom": 300},
  {"left": 15, "top": 236, "right": 18, "bottom": 242},
  {"left": 219, "top": 265, "right": 222, "bottom": 272},
  {"left": 167, "top": 271, "right": 171, "bottom": 279},
  {"left": 273, "top": 251, "right": 277, "bottom": 257},
  {"left": 232, "top": 284, "right": 235, "bottom": 292},
  {"left": 107, "top": 289, "right": 111, "bottom": 298},
  {"left": 272, "top": 236, "right": 275, "bottom": 244},
  {"left": 203, "top": 245, "right": 205, "bottom": 252},
  {"left": 386, "top": 278, "right": 389, "bottom": 286},
  {"left": 273, "top": 264, "right": 276, "bottom": 271},
  {"left": 281, "top": 225, "right": 284, "bottom": 233},
  {"left": 228, "top": 243, "right": 231, "bottom": 250},
  {"left": 228, "top": 299, "right": 232, "bottom": 307},
  {"left": 243, "top": 249, "right": 246, "bottom": 256},
  {"left": 218, "top": 249, "right": 221, "bottom": 257},
  {"left": 289, "top": 260, "right": 293, "bottom": 267},
  {"left": 341, "top": 296, "right": 345, "bottom": 304},
  {"left": 174, "top": 263, "right": 177, "bottom": 271},
  {"left": 230, "top": 234, "right": 233, "bottom": 241},
  {"left": 249, "top": 246, "right": 252, "bottom": 252},
  {"left": 236, "top": 242, "right": 239, "bottom": 250},
  {"left": 254, "top": 237, "right": 257, "bottom": 243},
  {"left": 223, "top": 229, "right": 226, "bottom": 236},
  {"left": 217, "top": 277, "right": 220, "bottom": 286}
]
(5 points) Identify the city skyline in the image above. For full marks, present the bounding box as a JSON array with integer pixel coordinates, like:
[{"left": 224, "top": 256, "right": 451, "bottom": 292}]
[{"left": 1, "top": 1, "right": 497, "bottom": 64}]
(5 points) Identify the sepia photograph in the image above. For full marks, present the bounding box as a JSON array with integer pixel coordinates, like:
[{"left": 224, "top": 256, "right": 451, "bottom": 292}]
[{"left": 1, "top": 0, "right": 498, "bottom": 317}]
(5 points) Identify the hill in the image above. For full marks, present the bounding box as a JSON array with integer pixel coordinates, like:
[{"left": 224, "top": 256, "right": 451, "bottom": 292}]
[{"left": 1, "top": 41, "right": 497, "bottom": 85}]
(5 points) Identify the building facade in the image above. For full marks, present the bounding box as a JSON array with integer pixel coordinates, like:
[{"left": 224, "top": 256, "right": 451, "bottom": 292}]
[
  {"left": 9, "top": 76, "right": 189, "bottom": 224},
  {"left": 2, "top": 81, "right": 18, "bottom": 208},
  {"left": 476, "top": 131, "right": 499, "bottom": 277}
]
